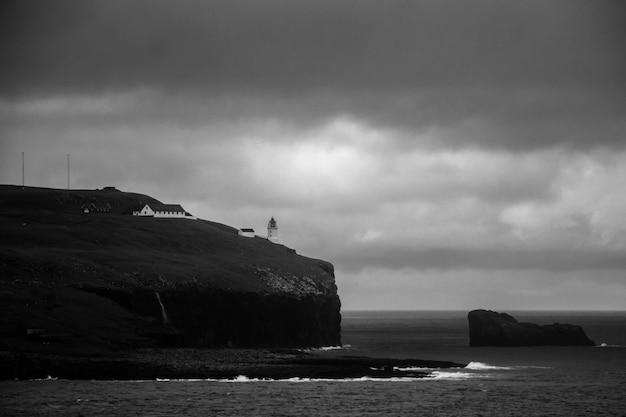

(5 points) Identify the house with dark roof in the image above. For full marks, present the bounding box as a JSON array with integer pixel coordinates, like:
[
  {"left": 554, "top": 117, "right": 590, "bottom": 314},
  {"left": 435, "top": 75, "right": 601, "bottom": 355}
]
[
  {"left": 81, "top": 202, "right": 111, "bottom": 213},
  {"left": 133, "top": 203, "right": 196, "bottom": 220}
]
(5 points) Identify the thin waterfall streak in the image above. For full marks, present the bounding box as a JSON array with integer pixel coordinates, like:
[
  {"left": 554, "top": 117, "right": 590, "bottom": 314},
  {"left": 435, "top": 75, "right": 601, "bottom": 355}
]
[{"left": 155, "top": 292, "right": 169, "bottom": 325}]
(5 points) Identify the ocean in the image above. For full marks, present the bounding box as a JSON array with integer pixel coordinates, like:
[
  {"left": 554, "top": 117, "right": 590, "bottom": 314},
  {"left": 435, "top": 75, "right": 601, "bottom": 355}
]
[{"left": 2, "top": 310, "right": 625, "bottom": 416}]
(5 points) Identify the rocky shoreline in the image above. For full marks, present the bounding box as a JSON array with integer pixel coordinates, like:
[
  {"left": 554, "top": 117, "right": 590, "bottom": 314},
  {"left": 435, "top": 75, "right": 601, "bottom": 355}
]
[{"left": 1, "top": 348, "right": 466, "bottom": 381}]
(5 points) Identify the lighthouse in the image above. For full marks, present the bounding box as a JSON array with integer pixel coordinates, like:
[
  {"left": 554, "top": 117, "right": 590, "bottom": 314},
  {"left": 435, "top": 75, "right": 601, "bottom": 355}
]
[{"left": 267, "top": 217, "right": 278, "bottom": 243}]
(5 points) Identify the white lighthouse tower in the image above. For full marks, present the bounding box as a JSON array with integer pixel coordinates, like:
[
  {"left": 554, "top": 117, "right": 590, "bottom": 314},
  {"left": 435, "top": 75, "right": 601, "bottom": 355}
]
[{"left": 267, "top": 217, "right": 278, "bottom": 243}]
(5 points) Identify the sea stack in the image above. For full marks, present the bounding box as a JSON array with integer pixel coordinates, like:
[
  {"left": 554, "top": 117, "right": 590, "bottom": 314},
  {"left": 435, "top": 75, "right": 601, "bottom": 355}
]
[{"left": 468, "top": 309, "right": 595, "bottom": 347}]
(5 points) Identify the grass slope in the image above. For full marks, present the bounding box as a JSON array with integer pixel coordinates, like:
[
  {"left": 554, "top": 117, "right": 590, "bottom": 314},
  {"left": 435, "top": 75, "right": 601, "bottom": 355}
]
[{"left": 0, "top": 185, "right": 336, "bottom": 353}]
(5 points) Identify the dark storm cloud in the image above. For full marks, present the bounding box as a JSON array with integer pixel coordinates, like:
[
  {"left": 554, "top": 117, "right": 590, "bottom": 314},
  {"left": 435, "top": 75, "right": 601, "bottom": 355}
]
[
  {"left": 2, "top": 0, "right": 625, "bottom": 149},
  {"left": 2, "top": 1, "right": 626, "bottom": 309}
]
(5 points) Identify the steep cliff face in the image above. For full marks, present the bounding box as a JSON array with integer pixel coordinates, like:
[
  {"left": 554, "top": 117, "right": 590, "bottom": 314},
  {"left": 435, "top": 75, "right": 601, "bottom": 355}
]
[
  {"left": 81, "top": 282, "right": 341, "bottom": 348},
  {"left": 468, "top": 309, "right": 594, "bottom": 347},
  {"left": 0, "top": 186, "right": 341, "bottom": 351},
  {"left": 83, "top": 289, "right": 342, "bottom": 348}
]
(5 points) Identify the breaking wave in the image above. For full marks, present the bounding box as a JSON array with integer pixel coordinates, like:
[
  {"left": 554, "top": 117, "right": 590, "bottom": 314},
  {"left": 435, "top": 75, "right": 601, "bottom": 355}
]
[
  {"left": 299, "top": 345, "right": 351, "bottom": 353},
  {"left": 148, "top": 362, "right": 525, "bottom": 384},
  {"left": 598, "top": 343, "right": 624, "bottom": 348},
  {"left": 32, "top": 375, "right": 58, "bottom": 381},
  {"left": 157, "top": 375, "right": 426, "bottom": 383},
  {"left": 465, "top": 362, "right": 513, "bottom": 370},
  {"left": 155, "top": 371, "right": 495, "bottom": 383},
  {"left": 427, "top": 371, "right": 488, "bottom": 380}
]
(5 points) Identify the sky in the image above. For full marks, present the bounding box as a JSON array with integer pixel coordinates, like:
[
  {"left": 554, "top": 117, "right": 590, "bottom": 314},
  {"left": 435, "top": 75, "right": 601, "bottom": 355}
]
[{"left": 1, "top": 0, "right": 625, "bottom": 310}]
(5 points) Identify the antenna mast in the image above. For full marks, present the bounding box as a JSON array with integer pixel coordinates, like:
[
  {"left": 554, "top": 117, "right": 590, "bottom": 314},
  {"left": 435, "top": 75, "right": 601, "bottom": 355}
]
[
  {"left": 67, "top": 153, "right": 70, "bottom": 189},
  {"left": 22, "top": 152, "right": 25, "bottom": 189}
]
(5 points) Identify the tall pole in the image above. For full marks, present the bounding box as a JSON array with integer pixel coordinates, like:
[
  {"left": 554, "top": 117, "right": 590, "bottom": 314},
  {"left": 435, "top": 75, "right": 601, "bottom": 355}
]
[
  {"left": 67, "top": 154, "right": 70, "bottom": 190},
  {"left": 22, "top": 152, "right": 24, "bottom": 189}
]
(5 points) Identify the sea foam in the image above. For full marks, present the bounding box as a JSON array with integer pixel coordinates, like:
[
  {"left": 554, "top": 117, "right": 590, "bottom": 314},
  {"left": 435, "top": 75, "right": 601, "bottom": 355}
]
[
  {"left": 427, "top": 371, "right": 482, "bottom": 380},
  {"left": 465, "top": 362, "right": 513, "bottom": 370},
  {"left": 156, "top": 375, "right": 432, "bottom": 383},
  {"left": 299, "top": 345, "right": 351, "bottom": 353}
]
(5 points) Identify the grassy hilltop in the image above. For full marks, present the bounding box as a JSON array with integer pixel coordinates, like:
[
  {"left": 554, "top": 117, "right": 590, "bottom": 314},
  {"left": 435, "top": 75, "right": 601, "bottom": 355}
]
[{"left": 0, "top": 185, "right": 340, "bottom": 354}]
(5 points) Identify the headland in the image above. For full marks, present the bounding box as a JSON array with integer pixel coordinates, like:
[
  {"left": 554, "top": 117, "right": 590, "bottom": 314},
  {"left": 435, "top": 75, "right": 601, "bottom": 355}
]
[{"left": 0, "top": 185, "right": 465, "bottom": 379}]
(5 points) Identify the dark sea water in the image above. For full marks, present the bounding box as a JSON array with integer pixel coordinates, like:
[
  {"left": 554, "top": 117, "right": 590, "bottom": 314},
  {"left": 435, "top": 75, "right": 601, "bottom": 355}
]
[{"left": 2, "top": 310, "right": 626, "bottom": 416}]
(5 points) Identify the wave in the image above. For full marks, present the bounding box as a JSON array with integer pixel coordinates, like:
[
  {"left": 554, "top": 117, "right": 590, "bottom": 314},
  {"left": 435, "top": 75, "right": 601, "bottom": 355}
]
[
  {"left": 299, "top": 345, "right": 351, "bottom": 353},
  {"left": 598, "top": 343, "right": 624, "bottom": 348},
  {"left": 156, "top": 372, "right": 495, "bottom": 383},
  {"left": 157, "top": 376, "right": 279, "bottom": 383},
  {"left": 394, "top": 362, "right": 512, "bottom": 372},
  {"left": 156, "top": 378, "right": 213, "bottom": 382},
  {"left": 427, "top": 371, "right": 490, "bottom": 380},
  {"left": 29, "top": 375, "right": 59, "bottom": 381},
  {"left": 465, "top": 362, "right": 552, "bottom": 371},
  {"left": 138, "top": 363, "right": 526, "bottom": 384},
  {"left": 157, "top": 375, "right": 427, "bottom": 383},
  {"left": 394, "top": 366, "right": 433, "bottom": 372},
  {"left": 465, "top": 362, "right": 513, "bottom": 371}
]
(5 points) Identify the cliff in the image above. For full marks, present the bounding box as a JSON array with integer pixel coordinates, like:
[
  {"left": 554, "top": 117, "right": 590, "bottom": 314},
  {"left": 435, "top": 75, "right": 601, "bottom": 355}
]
[
  {"left": 468, "top": 309, "right": 595, "bottom": 347},
  {"left": 0, "top": 185, "right": 341, "bottom": 353}
]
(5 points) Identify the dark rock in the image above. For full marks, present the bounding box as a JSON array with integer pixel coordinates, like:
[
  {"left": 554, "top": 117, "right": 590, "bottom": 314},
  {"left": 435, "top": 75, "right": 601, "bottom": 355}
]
[{"left": 468, "top": 309, "right": 595, "bottom": 347}]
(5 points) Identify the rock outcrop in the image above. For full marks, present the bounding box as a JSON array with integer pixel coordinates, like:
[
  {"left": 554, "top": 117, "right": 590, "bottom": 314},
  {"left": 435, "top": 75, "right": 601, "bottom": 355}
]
[
  {"left": 468, "top": 309, "right": 595, "bottom": 347},
  {"left": 0, "top": 186, "right": 342, "bottom": 352}
]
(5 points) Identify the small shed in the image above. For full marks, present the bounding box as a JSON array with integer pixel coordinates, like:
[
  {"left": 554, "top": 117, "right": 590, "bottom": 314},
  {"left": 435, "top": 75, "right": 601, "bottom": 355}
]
[{"left": 238, "top": 228, "right": 255, "bottom": 238}]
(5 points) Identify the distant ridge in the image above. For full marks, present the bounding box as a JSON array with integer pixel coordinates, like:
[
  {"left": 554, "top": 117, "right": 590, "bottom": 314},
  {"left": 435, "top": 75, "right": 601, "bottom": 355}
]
[{"left": 0, "top": 184, "right": 161, "bottom": 214}]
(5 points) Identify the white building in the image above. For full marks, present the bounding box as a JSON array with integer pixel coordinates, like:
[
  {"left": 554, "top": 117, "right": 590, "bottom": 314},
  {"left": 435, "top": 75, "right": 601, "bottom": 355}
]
[
  {"left": 238, "top": 228, "right": 255, "bottom": 238},
  {"left": 133, "top": 203, "right": 196, "bottom": 220},
  {"left": 267, "top": 217, "right": 278, "bottom": 243}
]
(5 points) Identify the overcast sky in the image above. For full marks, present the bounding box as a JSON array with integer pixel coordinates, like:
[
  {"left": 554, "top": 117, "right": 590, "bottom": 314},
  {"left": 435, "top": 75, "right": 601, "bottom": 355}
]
[{"left": 2, "top": 0, "right": 625, "bottom": 310}]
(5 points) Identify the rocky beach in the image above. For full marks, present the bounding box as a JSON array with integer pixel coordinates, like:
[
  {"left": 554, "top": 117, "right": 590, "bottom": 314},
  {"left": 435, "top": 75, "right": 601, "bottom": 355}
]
[{"left": 1, "top": 348, "right": 465, "bottom": 381}]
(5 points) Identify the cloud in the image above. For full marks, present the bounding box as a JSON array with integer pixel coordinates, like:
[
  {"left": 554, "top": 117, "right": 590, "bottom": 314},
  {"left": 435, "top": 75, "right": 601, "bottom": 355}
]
[
  {"left": 336, "top": 246, "right": 626, "bottom": 273},
  {"left": 338, "top": 268, "right": 626, "bottom": 310},
  {"left": 2, "top": 1, "right": 626, "bottom": 309},
  {"left": 2, "top": 0, "right": 625, "bottom": 150},
  {"left": 4, "top": 0, "right": 624, "bottom": 93}
]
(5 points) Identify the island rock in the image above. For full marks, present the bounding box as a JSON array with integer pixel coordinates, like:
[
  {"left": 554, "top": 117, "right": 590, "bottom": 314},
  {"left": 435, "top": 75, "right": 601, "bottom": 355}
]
[{"left": 468, "top": 309, "right": 595, "bottom": 347}]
